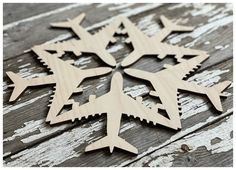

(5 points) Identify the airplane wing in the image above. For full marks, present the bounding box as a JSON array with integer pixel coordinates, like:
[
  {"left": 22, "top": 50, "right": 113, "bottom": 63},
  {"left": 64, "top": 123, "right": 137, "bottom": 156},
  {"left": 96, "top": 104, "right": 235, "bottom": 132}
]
[
  {"left": 121, "top": 38, "right": 208, "bottom": 67},
  {"left": 49, "top": 93, "right": 111, "bottom": 124},
  {"left": 93, "top": 18, "right": 122, "bottom": 47},
  {"left": 158, "top": 54, "right": 209, "bottom": 80},
  {"left": 121, "top": 16, "right": 149, "bottom": 47},
  {"left": 45, "top": 81, "right": 82, "bottom": 122},
  {"left": 38, "top": 39, "right": 85, "bottom": 57},
  {"left": 121, "top": 94, "right": 178, "bottom": 130},
  {"left": 50, "top": 13, "right": 91, "bottom": 40},
  {"left": 152, "top": 42, "right": 208, "bottom": 60}
]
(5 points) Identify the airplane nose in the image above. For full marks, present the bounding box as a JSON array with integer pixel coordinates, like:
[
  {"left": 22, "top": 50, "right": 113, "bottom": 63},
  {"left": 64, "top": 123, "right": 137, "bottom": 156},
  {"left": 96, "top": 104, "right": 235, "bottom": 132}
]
[
  {"left": 112, "top": 72, "right": 122, "bottom": 81},
  {"left": 123, "top": 68, "right": 134, "bottom": 76}
]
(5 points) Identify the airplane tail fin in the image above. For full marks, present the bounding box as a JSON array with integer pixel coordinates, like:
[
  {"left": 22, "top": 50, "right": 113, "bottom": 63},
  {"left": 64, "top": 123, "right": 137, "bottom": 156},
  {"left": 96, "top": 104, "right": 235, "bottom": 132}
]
[
  {"left": 50, "top": 13, "right": 85, "bottom": 28},
  {"left": 85, "top": 136, "right": 138, "bottom": 154},
  {"left": 160, "top": 15, "right": 194, "bottom": 32},
  {"left": 6, "top": 71, "right": 28, "bottom": 102},
  {"left": 206, "top": 81, "right": 231, "bottom": 112}
]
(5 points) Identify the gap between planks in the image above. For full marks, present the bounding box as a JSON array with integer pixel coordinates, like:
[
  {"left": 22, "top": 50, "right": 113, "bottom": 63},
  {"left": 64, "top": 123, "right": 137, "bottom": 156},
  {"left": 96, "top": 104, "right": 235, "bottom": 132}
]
[
  {"left": 3, "top": 3, "right": 164, "bottom": 60},
  {"left": 128, "top": 114, "right": 233, "bottom": 167},
  {"left": 3, "top": 22, "right": 232, "bottom": 161},
  {"left": 3, "top": 2, "right": 232, "bottom": 165},
  {"left": 3, "top": 61, "right": 233, "bottom": 162},
  {"left": 121, "top": 109, "right": 233, "bottom": 167},
  {"left": 3, "top": 3, "right": 89, "bottom": 30}
]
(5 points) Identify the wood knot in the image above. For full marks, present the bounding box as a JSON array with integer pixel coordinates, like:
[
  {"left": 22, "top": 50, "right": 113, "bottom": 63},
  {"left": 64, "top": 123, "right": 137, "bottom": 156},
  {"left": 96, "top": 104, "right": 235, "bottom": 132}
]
[{"left": 181, "top": 144, "right": 191, "bottom": 152}]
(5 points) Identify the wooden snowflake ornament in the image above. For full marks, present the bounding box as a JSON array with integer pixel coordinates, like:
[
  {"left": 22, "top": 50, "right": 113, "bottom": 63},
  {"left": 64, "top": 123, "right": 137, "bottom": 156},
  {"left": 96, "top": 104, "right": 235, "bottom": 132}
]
[{"left": 7, "top": 14, "right": 231, "bottom": 154}]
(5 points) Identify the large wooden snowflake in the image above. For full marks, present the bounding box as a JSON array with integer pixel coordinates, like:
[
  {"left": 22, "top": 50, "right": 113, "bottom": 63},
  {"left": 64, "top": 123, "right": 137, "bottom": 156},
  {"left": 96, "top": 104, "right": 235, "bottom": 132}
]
[{"left": 7, "top": 13, "right": 231, "bottom": 154}]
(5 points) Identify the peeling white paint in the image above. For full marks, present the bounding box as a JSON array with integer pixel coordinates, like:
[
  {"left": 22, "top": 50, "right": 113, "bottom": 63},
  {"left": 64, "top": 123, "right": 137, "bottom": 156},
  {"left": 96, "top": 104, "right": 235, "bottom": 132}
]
[
  {"left": 108, "top": 4, "right": 133, "bottom": 11},
  {"left": 4, "top": 43, "right": 124, "bottom": 96},
  {"left": 17, "top": 59, "right": 23, "bottom": 62},
  {"left": 3, "top": 4, "right": 89, "bottom": 30},
  {"left": 187, "top": 69, "right": 229, "bottom": 87},
  {"left": 3, "top": 118, "right": 68, "bottom": 144},
  {"left": 3, "top": 3, "right": 233, "bottom": 166},
  {"left": 74, "top": 57, "right": 92, "bottom": 67},
  {"left": 168, "top": 4, "right": 192, "bottom": 10},
  {"left": 120, "top": 122, "right": 136, "bottom": 133},
  {"left": 137, "top": 14, "right": 161, "bottom": 36},
  {"left": 18, "top": 63, "right": 31, "bottom": 69},
  {"left": 120, "top": 108, "right": 232, "bottom": 167},
  {"left": 82, "top": 85, "right": 92, "bottom": 90},
  {"left": 3, "top": 92, "right": 51, "bottom": 115},
  {"left": 4, "top": 120, "right": 103, "bottom": 167},
  {"left": 96, "top": 83, "right": 105, "bottom": 90},
  {"left": 108, "top": 44, "right": 124, "bottom": 53},
  {"left": 130, "top": 115, "right": 233, "bottom": 167},
  {"left": 122, "top": 69, "right": 230, "bottom": 121},
  {"left": 4, "top": 67, "right": 232, "bottom": 166},
  {"left": 215, "top": 45, "right": 223, "bottom": 50},
  {"left": 180, "top": 69, "right": 230, "bottom": 119},
  {"left": 29, "top": 3, "right": 164, "bottom": 50},
  {"left": 3, "top": 152, "right": 12, "bottom": 157},
  {"left": 4, "top": 117, "right": 137, "bottom": 167},
  {"left": 189, "top": 4, "right": 217, "bottom": 17},
  {"left": 18, "top": 68, "right": 47, "bottom": 79},
  {"left": 169, "top": 14, "right": 232, "bottom": 47},
  {"left": 214, "top": 44, "right": 230, "bottom": 51},
  {"left": 99, "top": 76, "right": 107, "bottom": 82},
  {"left": 96, "top": 3, "right": 111, "bottom": 8},
  {"left": 124, "top": 85, "right": 149, "bottom": 98},
  {"left": 3, "top": 81, "right": 8, "bottom": 94}
]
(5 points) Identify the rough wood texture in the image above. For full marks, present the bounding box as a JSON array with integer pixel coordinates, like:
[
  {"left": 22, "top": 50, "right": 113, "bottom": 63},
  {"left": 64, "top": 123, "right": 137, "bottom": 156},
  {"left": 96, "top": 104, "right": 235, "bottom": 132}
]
[
  {"left": 3, "top": 3, "right": 233, "bottom": 167},
  {"left": 3, "top": 3, "right": 71, "bottom": 25},
  {"left": 129, "top": 115, "right": 233, "bottom": 167}
]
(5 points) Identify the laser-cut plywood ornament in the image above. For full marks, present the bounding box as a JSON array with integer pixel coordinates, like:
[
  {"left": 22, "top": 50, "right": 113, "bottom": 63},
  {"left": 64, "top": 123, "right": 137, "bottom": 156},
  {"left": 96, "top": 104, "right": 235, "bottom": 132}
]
[{"left": 7, "top": 14, "right": 231, "bottom": 154}]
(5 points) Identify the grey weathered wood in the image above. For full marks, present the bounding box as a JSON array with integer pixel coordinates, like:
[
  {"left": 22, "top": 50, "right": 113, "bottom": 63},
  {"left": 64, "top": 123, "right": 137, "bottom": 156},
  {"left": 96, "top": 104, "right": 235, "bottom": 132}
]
[
  {"left": 3, "top": 59, "right": 233, "bottom": 166},
  {"left": 3, "top": 3, "right": 233, "bottom": 167},
  {"left": 3, "top": 3, "right": 72, "bottom": 25},
  {"left": 128, "top": 115, "right": 233, "bottom": 167},
  {"left": 3, "top": 3, "right": 153, "bottom": 60}
]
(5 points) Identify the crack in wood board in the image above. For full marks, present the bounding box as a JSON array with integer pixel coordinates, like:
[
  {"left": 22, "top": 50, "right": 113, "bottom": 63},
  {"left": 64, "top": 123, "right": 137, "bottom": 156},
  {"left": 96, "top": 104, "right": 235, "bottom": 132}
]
[
  {"left": 3, "top": 23, "right": 232, "bottom": 163},
  {"left": 3, "top": 6, "right": 233, "bottom": 96},
  {"left": 119, "top": 108, "right": 233, "bottom": 167},
  {"left": 3, "top": 3, "right": 233, "bottom": 166},
  {"left": 3, "top": 4, "right": 90, "bottom": 30},
  {"left": 128, "top": 115, "right": 233, "bottom": 167},
  {"left": 4, "top": 108, "right": 232, "bottom": 167},
  {"left": 3, "top": 3, "right": 232, "bottom": 63},
  {"left": 3, "top": 66, "right": 232, "bottom": 166},
  {"left": 108, "top": 4, "right": 135, "bottom": 11},
  {"left": 3, "top": 43, "right": 123, "bottom": 112},
  {"left": 3, "top": 3, "right": 164, "bottom": 60}
]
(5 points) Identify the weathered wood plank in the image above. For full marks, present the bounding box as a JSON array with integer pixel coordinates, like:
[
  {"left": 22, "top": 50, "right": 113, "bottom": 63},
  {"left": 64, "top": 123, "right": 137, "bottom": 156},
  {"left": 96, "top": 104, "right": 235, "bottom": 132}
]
[
  {"left": 3, "top": 3, "right": 72, "bottom": 25},
  {"left": 3, "top": 3, "right": 162, "bottom": 60},
  {"left": 3, "top": 58, "right": 233, "bottom": 166},
  {"left": 3, "top": 3, "right": 233, "bottom": 166},
  {"left": 128, "top": 115, "right": 233, "bottom": 167},
  {"left": 3, "top": 3, "right": 233, "bottom": 160}
]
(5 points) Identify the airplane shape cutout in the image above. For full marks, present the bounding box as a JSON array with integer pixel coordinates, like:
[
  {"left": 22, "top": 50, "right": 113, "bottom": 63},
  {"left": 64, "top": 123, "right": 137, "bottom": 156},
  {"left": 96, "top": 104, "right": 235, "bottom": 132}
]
[
  {"left": 120, "top": 15, "right": 208, "bottom": 67},
  {"left": 7, "top": 45, "right": 112, "bottom": 122},
  {"left": 39, "top": 13, "right": 121, "bottom": 67},
  {"left": 124, "top": 55, "right": 231, "bottom": 128},
  {"left": 49, "top": 72, "right": 178, "bottom": 154},
  {"left": 6, "top": 13, "right": 231, "bottom": 155}
]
